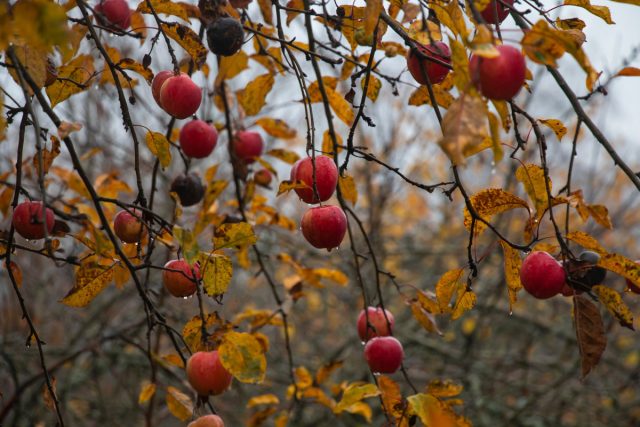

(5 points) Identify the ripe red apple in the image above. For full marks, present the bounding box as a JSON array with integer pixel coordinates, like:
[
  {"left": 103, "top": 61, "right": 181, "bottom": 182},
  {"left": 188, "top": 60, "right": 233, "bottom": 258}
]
[
  {"left": 301, "top": 205, "right": 347, "bottom": 250},
  {"left": 254, "top": 169, "right": 272, "bottom": 187},
  {"left": 364, "top": 336, "right": 404, "bottom": 374},
  {"left": 469, "top": 44, "right": 526, "bottom": 100},
  {"left": 163, "top": 259, "right": 200, "bottom": 297},
  {"left": 186, "top": 351, "right": 233, "bottom": 396},
  {"left": 233, "top": 131, "right": 263, "bottom": 163},
  {"left": 480, "top": 0, "right": 514, "bottom": 25},
  {"left": 12, "top": 201, "right": 55, "bottom": 240},
  {"left": 180, "top": 120, "right": 218, "bottom": 158},
  {"left": 357, "top": 307, "right": 394, "bottom": 341},
  {"left": 113, "top": 209, "right": 146, "bottom": 243},
  {"left": 290, "top": 155, "right": 338, "bottom": 204},
  {"left": 625, "top": 260, "right": 640, "bottom": 294},
  {"left": 95, "top": 0, "right": 131, "bottom": 30},
  {"left": 188, "top": 415, "right": 225, "bottom": 427},
  {"left": 406, "top": 41, "right": 451, "bottom": 85},
  {"left": 159, "top": 74, "right": 202, "bottom": 119},
  {"left": 520, "top": 251, "right": 566, "bottom": 299},
  {"left": 152, "top": 70, "right": 173, "bottom": 107}
]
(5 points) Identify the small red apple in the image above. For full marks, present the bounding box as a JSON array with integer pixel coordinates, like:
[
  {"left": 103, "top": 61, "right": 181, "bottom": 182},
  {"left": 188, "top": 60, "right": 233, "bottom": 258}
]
[
  {"left": 364, "top": 336, "right": 404, "bottom": 374},
  {"left": 159, "top": 74, "right": 202, "bottom": 119},
  {"left": 113, "top": 209, "right": 146, "bottom": 243},
  {"left": 357, "top": 307, "right": 395, "bottom": 341},
  {"left": 12, "top": 201, "right": 55, "bottom": 240},
  {"left": 625, "top": 260, "right": 640, "bottom": 294},
  {"left": 469, "top": 44, "right": 526, "bottom": 100},
  {"left": 180, "top": 120, "right": 218, "bottom": 158},
  {"left": 162, "top": 259, "right": 200, "bottom": 297},
  {"left": 254, "top": 169, "right": 272, "bottom": 187},
  {"left": 520, "top": 251, "right": 566, "bottom": 299},
  {"left": 480, "top": 0, "right": 514, "bottom": 25},
  {"left": 406, "top": 41, "right": 451, "bottom": 85},
  {"left": 290, "top": 155, "right": 338, "bottom": 204},
  {"left": 233, "top": 131, "right": 263, "bottom": 163},
  {"left": 301, "top": 205, "right": 347, "bottom": 250},
  {"left": 188, "top": 414, "right": 225, "bottom": 427},
  {"left": 152, "top": 70, "right": 173, "bottom": 108},
  {"left": 186, "top": 351, "right": 233, "bottom": 396},
  {"left": 95, "top": 0, "right": 131, "bottom": 30}
]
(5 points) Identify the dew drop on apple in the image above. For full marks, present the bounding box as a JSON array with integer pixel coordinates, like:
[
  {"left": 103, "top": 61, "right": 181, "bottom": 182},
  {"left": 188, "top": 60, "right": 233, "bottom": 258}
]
[{"left": 372, "top": 371, "right": 381, "bottom": 376}]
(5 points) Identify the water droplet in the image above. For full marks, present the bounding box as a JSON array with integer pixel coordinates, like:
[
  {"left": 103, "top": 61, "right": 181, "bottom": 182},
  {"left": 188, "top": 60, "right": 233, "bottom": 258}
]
[
  {"left": 360, "top": 340, "right": 366, "bottom": 346},
  {"left": 372, "top": 371, "right": 381, "bottom": 376},
  {"left": 182, "top": 296, "right": 189, "bottom": 300},
  {"left": 508, "top": 310, "right": 513, "bottom": 316}
]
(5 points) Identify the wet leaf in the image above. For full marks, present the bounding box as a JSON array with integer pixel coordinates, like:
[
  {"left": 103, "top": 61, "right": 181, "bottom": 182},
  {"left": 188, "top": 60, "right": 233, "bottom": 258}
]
[
  {"left": 219, "top": 331, "right": 267, "bottom": 383},
  {"left": 573, "top": 295, "right": 607, "bottom": 378}
]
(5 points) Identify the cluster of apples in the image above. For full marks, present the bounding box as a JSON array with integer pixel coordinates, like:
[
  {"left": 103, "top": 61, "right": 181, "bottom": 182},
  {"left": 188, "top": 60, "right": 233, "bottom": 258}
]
[
  {"left": 357, "top": 307, "right": 404, "bottom": 374},
  {"left": 289, "top": 155, "right": 347, "bottom": 250},
  {"left": 405, "top": 0, "right": 525, "bottom": 101}
]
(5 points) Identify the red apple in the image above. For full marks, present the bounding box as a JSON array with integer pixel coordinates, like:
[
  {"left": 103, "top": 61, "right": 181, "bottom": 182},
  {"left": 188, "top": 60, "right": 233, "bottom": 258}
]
[
  {"left": 520, "top": 251, "right": 566, "bottom": 299},
  {"left": 301, "top": 205, "right": 347, "bottom": 250},
  {"left": 233, "top": 131, "right": 263, "bottom": 163},
  {"left": 159, "top": 74, "right": 202, "bottom": 119},
  {"left": 290, "top": 155, "right": 338, "bottom": 204},
  {"left": 406, "top": 41, "right": 451, "bottom": 85},
  {"left": 625, "top": 260, "right": 640, "bottom": 294},
  {"left": 254, "top": 169, "right": 272, "bottom": 187},
  {"left": 12, "top": 201, "right": 55, "bottom": 240},
  {"left": 95, "top": 0, "right": 131, "bottom": 30},
  {"left": 186, "top": 351, "right": 233, "bottom": 396},
  {"left": 188, "top": 415, "right": 225, "bottom": 427},
  {"left": 113, "top": 209, "right": 146, "bottom": 243},
  {"left": 480, "top": 0, "right": 514, "bottom": 25},
  {"left": 469, "top": 44, "right": 526, "bottom": 100},
  {"left": 152, "top": 70, "right": 173, "bottom": 108},
  {"left": 180, "top": 120, "right": 218, "bottom": 158},
  {"left": 357, "top": 307, "right": 395, "bottom": 341},
  {"left": 162, "top": 259, "right": 200, "bottom": 297},
  {"left": 364, "top": 336, "right": 404, "bottom": 374}
]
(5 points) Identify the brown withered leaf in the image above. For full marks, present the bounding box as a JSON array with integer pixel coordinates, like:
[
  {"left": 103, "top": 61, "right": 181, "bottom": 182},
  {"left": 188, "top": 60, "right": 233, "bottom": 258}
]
[
  {"left": 35, "top": 136, "right": 61, "bottom": 175},
  {"left": 438, "top": 94, "right": 488, "bottom": 165},
  {"left": 42, "top": 377, "right": 57, "bottom": 412},
  {"left": 573, "top": 295, "right": 606, "bottom": 378},
  {"left": 592, "top": 285, "right": 634, "bottom": 330}
]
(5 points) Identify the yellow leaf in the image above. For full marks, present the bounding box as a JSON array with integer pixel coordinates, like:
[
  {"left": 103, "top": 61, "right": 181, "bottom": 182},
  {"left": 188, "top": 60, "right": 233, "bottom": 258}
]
[
  {"left": 311, "top": 268, "right": 349, "bottom": 286},
  {"left": 564, "top": 0, "right": 614, "bottom": 24},
  {"left": 219, "top": 331, "right": 267, "bottom": 384},
  {"left": 286, "top": 0, "right": 303, "bottom": 25},
  {"left": 255, "top": 118, "right": 297, "bottom": 139},
  {"left": 426, "top": 379, "right": 463, "bottom": 398},
  {"left": 294, "top": 366, "right": 313, "bottom": 389},
  {"left": 238, "top": 73, "right": 275, "bottom": 116},
  {"left": 438, "top": 94, "right": 488, "bottom": 165},
  {"left": 265, "top": 148, "right": 300, "bottom": 164},
  {"left": 334, "top": 383, "right": 380, "bottom": 413},
  {"left": 61, "top": 264, "right": 114, "bottom": 308},
  {"left": 247, "top": 393, "right": 280, "bottom": 408},
  {"left": 378, "top": 375, "right": 403, "bottom": 419},
  {"left": 196, "top": 252, "right": 233, "bottom": 296},
  {"left": 500, "top": 240, "right": 523, "bottom": 310},
  {"left": 449, "top": 38, "right": 471, "bottom": 93},
  {"left": 257, "top": 0, "right": 273, "bottom": 23},
  {"left": 515, "top": 163, "right": 551, "bottom": 216},
  {"left": 339, "top": 174, "right": 358, "bottom": 205},
  {"left": 556, "top": 17, "right": 586, "bottom": 30},
  {"left": 8, "top": 43, "right": 48, "bottom": 92},
  {"left": 406, "top": 19, "right": 442, "bottom": 44},
  {"left": 469, "top": 25, "right": 500, "bottom": 58},
  {"left": 8, "top": 0, "right": 69, "bottom": 51},
  {"left": 182, "top": 314, "right": 220, "bottom": 352},
  {"left": 565, "top": 231, "right": 605, "bottom": 254},
  {"left": 361, "top": 75, "right": 382, "bottom": 102},
  {"left": 616, "top": 66, "right": 640, "bottom": 77},
  {"left": 593, "top": 285, "right": 634, "bottom": 329},
  {"left": 160, "top": 22, "right": 208, "bottom": 67},
  {"left": 173, "top": 226, "right": 199, "bottom": 264},
  {"left": 308, "top": 78, "right": 339, "bottom": 103},
  {"left": 539, "top": 118, "right": 567, "bottom": 141},
  {"left": 407, "top": 393, "right": 460, "bottom": 427},
  {"left": 216, "top": 51, "right": 249, "bottom": 84},
  {"left": 35, "top": 137, "right": 61, "bottom": 176},
  {"left": 46, "top": 55, "right": 95, "bottom": 108},
  {"left": 138, "top": 383, "right": 156, "bottom": 404},
  {"left": 432, "top": 0, "right": 468, "bottom": 39},
  {"left": 145, "top": 131, "right": 172, "bottom": 168},
  {"left": 118, "top": 58, "right": 154, "bottom": 84},
  {"left": 408, "top": 84, "right": 454, "bottom": 109},
  {"left": 322, "top": 130, "right": 343, "bottom": 155},
  {"left": 136, "top": 0, "right": 200, "bottom": 21},
  {"left": 277, "top": 180, "right": 308, "bottom": 196},
  {"left": 214, "top": 222, "right": 257, "bottom": 250},
  {"left": 364, "top": 0, "right": 383, "bottom": 33},
  {"left": 0, "top": 92, "right": 5, "bottom": 142},
  {"left": 165, "top": 386, "right": 192, "bottom": 421},
  {"left": 492, "top": 100, "right": 511, "bottom": 131},
  {"left": 411, "top": 300, "right": 442, "bottom": 335},
  {"left": 586, "top": 204, "right": 612, "bottom": 229},
  {"left": 315, "top": 361, "right": 343, "bottom": 385},
  {"left": 161, "top": 353, "right": 185, "bottom": 368},
  {"left": 463, "top": 188, "right": 529, "bottom": 235},
  {"left": 435, "top": 269, "right": 465, "bottom": 313},
  {"left": 326, "top": 87, "right": 354, "bottom": 125},
  {"left": 451, "top": 287, "right": 476, "bottom": 320}
]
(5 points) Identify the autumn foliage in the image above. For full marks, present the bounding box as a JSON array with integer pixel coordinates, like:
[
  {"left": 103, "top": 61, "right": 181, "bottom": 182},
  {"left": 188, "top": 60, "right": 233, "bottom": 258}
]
[{"left": 2, "top": 0, "right": 640, "bottom": 426}]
